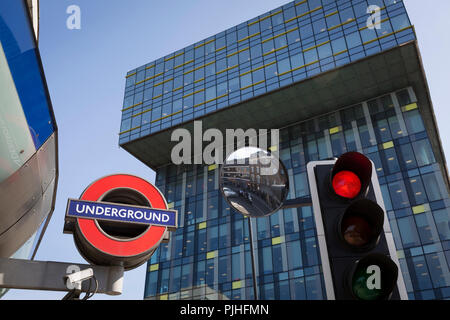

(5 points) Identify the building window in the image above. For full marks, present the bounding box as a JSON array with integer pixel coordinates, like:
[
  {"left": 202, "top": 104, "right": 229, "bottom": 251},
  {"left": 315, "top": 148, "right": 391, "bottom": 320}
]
[
  {"left": 434, "top": 209, "right": 450, "bottom": 241},
  {"left": 345, "top": 31, "right": 362, "bottom": 49},
  {"left": 305, "top": 274, "right": 323, "bottom": 300},
  {"left": 290, "top": 277, "right": 306, "bottom": 299},
  {"left": 404, "top": 109, "right": 425, "bottom": 134},
  {"left": 397, "top": 216, "right": 421, "bottom": 248},
  {"left": 391, "top": 13, "right": 410, "bottom": 32},
  {"left": 422, "top": 172, "right": 446, "bottom": 202},
  {"left": 409, "top": 255, "right": 433, "bottom": 290},
  {"left": 415, "top": 212, "right": 440, "bottom": 245},
  {"left": 388, "top": 180, "right": 410, "bottom": 209},
  {"left": 287, "top": 240, "right": 302, "bottom": 270},
  {"left": 412, "top": 139, "right": 435, "bottom": 167},
  {"left": 262, "top": 283, "right": 275, "bottom": 299},
  {"left": 407, "top": 176, "right": 428, "bottom": 205},
  {"left": 260, "top": 246, "right": 273, "bottom": 275}
]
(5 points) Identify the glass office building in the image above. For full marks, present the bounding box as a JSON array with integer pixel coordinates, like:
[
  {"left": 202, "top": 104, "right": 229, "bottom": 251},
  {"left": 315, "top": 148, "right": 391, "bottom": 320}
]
[{"left": 118, "top": 0, "right": 450, "bottom": 300}]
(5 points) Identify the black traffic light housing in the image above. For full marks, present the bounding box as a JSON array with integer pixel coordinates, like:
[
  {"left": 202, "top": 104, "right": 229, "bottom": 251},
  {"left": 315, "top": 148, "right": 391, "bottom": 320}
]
[{"left": 307, "top": 152, "right": 407, "bottom": 300}]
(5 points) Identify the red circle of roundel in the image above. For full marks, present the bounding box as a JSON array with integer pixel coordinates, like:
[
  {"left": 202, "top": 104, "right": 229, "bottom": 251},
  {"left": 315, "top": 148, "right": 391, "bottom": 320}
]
[{"left": 78, "top": 174, "right": 167, "bottom": 257}]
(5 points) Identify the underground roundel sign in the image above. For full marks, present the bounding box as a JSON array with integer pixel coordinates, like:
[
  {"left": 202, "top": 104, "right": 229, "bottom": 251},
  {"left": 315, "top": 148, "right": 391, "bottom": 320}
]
[{"left": 63, "top": 174, "right": 177, "bottom": 270}]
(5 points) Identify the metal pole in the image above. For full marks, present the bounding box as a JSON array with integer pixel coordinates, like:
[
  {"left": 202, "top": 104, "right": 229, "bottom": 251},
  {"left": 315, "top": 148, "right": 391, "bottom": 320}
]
[{"left": 247, "top": 217, "right": 258, "bottom": 300}]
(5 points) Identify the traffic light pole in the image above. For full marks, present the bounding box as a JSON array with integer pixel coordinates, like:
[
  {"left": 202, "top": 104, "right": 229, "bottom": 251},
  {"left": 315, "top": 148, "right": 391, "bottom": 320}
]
[{"left": 247, "top": 217, "right": 258, "bottom": 300}]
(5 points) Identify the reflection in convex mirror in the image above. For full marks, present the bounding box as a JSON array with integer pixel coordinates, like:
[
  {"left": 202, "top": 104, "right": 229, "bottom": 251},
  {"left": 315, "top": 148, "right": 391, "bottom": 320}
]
[{"left": 219, "top": 147, "right": 289, "bottom": 218}]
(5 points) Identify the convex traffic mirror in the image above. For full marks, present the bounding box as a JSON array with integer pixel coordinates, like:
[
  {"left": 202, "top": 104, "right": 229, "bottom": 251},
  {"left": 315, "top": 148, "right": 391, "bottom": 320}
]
[{"left": 219, "top": 147, "right": 289, "bottom": 218}]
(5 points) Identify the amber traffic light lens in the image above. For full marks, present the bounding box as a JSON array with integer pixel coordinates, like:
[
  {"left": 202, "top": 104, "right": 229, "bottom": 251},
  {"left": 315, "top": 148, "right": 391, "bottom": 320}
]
[
  {"left": 341, "top": 216, "right": 372, "bottom": 247},
  {"left": 332, "top": 170, "right": 361, "bottom": 199}
]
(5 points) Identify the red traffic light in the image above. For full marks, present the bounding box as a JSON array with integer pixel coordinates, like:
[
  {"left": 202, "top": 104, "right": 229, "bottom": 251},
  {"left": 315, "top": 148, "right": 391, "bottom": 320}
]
[
  {"left": 332, "top": 170, "right": 361, "bottom": 199},
  {"left": 331, "top": 152, "right": 372, "bottom": 199}
]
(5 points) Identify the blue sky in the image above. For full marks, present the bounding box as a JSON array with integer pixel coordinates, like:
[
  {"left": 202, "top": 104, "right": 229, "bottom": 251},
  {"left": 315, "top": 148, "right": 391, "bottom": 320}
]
[{"left": 4, "top": 0, "right": 450, "bottom": 300}]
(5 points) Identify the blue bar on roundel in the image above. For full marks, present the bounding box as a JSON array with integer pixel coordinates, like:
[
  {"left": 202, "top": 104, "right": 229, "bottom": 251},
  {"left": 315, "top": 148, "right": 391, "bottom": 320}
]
[{"left": 66, "top": 199, "right": 177, "bottom": 229}]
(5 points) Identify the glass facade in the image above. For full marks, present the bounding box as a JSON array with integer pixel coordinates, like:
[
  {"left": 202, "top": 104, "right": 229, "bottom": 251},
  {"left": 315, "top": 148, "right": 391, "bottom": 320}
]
[
  {"left": 119, "top": 0, "right": 415, "bottom": 145},
  {"left": 143, "top": 88, "right": 450, "bottom": 300}
]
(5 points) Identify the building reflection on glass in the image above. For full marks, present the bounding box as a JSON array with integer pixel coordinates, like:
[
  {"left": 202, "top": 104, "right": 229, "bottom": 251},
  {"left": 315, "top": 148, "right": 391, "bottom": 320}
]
[{"left": 220, "top": 147, "right": 289, "bottom": 218}]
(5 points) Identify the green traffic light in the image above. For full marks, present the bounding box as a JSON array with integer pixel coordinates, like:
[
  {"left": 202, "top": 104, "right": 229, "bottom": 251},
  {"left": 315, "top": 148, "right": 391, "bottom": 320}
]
[
  {"left": 349, "top": 253, "right": 399, "bottom": 301},
  {"left": 352, "top": 266, "right": 383, "bottom": 300}
]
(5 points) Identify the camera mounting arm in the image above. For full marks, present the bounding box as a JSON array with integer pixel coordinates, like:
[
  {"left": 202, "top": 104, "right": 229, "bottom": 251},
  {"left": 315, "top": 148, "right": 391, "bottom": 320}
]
[{"left": 0, "top": 257, "right": 124, "bottom": 299}]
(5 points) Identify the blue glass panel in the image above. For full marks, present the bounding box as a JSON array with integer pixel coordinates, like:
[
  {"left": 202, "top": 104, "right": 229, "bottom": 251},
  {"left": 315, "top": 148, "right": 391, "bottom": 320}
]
[{"left": 0, "top": 0, "right": 55, "bottom": 148}]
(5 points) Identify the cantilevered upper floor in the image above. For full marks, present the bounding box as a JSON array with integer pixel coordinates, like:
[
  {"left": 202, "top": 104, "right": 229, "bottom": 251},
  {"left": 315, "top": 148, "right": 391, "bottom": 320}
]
[{"left": 119, "top": 0, "right": 415, "bottom": 149}]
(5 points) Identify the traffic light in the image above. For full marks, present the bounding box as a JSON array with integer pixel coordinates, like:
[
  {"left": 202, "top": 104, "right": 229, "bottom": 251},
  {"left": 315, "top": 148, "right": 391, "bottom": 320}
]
[{"left": 307, "top": 152, "right": 408, "bottom": 300}]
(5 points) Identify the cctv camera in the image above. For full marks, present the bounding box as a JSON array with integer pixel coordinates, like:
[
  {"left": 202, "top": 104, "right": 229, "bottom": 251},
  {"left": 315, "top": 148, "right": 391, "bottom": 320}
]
[{"left": 64, "top": 268, "right": 94, "bottom": 285}]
